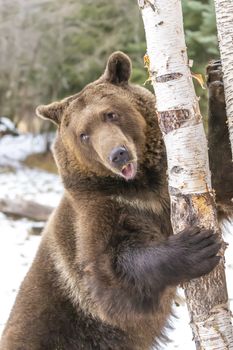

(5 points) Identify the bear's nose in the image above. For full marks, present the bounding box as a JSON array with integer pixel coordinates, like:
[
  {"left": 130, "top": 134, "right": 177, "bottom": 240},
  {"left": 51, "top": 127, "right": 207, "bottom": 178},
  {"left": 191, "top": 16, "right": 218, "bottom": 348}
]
[{"left": 109, "top": 146, "right": 130, "bottom": 167}]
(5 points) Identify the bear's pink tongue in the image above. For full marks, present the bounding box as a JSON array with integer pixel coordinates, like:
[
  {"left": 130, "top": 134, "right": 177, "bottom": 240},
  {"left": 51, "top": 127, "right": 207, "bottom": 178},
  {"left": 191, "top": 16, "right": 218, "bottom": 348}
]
[{"left": 121, "top": 163, "right": 135, "bottom": 180}]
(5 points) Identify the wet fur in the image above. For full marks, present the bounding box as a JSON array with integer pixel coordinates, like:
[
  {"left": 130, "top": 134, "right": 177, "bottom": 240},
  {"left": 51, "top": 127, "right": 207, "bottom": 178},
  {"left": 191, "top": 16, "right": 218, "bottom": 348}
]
[{"left": 0, "top": 54, "right": 231, "bottom": 350}]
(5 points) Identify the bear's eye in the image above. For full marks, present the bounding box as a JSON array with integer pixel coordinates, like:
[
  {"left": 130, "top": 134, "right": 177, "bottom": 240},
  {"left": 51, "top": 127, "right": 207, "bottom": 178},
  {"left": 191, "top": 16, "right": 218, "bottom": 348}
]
[
  {"left": 80, "top": 133, "right": 89, "bottom": 143},
  {"left": 104, "top": 112, "right": 118, "bottom": 122}
]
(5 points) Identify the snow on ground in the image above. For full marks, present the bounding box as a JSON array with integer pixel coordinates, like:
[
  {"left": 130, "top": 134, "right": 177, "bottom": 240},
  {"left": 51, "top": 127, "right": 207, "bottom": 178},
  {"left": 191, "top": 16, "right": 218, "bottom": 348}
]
[
  {"left": 0, "top": 213, "right": 41, "bottom": 329},
  {"left": 0, "top": 167, "right": 63, "bottom": 206},
  {"left": 0, "top": 132, "right": 54, "bottom": 168},
  {"left": 0, "top": 164, "right": 63, "bottom": 334},
  {"left": 0, "top": 134, "right": 232, "bottom": 349}
]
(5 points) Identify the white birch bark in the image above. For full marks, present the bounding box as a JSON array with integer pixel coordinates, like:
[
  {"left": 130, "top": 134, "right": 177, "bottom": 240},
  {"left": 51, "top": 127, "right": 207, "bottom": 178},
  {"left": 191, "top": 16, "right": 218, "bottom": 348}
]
[
  {"left": 214, "top": 0, "right": 233, "bottom": 159},
  {"left": 138, "top": 0, "right": 233, "bottom": 349}
]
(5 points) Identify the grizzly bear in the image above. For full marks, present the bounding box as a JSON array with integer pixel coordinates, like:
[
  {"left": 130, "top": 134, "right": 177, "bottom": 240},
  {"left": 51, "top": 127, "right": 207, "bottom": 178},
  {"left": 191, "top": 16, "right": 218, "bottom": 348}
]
[{"left": 0, "top": 52, "right": 232, "bottom": 350}]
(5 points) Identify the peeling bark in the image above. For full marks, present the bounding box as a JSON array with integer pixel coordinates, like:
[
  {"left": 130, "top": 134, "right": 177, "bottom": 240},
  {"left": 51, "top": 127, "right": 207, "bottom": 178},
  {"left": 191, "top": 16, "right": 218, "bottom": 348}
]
[
  {"left": 138, "top": 0, "right": 233, "bottom": 348},
  {"left": 214, "top": 0, "right": 233, "bottom": 159}
]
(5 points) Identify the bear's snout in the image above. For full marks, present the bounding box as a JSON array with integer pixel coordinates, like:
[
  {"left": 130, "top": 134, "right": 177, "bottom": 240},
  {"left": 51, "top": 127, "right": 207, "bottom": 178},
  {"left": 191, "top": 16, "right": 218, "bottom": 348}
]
[
  {"left": 109, "top": 146, "right": 130, "bottom": 167},
  {"left": 108, "top": 146, "right": 137, "bottom": 180}
]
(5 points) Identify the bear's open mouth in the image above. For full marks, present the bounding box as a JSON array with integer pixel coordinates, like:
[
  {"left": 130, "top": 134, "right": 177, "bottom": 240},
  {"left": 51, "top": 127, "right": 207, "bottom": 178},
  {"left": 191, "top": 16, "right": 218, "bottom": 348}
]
[{"left": 121, "top": 162, "right": 136, "bottom": 181}]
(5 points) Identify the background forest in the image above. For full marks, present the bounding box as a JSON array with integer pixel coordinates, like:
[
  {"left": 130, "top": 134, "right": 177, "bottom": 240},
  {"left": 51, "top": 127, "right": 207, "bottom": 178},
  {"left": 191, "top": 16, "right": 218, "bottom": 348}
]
[{"left": 0, "top": 0, "right": 219, "bottom": 131}]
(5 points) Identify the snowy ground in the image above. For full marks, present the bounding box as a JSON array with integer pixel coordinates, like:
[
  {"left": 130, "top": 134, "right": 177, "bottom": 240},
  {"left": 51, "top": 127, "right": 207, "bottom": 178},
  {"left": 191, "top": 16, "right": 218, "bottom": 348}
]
[{"left": 0, "top": 134, "right": 232, "bottom": 349}]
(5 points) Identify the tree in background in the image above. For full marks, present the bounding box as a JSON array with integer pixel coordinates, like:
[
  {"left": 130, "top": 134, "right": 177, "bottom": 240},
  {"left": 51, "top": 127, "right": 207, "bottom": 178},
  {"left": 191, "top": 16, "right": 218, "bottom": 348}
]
[
  {"left": 214, "top": 0, "right": 233, "bottom": 158},
  {"left": 182, "top": 0, "right": 219, "bottom": 115},
  {"left": 0, "top": 0, "right": 219, "bottom": 130}
]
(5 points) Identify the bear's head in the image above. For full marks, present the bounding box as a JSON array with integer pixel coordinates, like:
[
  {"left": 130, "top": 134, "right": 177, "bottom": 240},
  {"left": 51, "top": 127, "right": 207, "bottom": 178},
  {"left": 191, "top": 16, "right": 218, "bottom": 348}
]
[{"left": 36, "top": 52, "right": 165, "bottom": 189}]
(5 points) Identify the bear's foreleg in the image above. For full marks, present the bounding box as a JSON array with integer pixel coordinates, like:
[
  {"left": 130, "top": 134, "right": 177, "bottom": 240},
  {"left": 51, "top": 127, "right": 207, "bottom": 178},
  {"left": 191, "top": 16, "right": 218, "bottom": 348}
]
[{"left": 86, "top": 226, "right": 220, "bottom": 324}]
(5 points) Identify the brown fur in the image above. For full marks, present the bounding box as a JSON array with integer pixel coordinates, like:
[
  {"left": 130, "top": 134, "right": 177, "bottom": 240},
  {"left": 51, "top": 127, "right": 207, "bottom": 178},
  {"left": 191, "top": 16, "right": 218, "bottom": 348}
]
[
  {"left": 0, "top": 53, "right": 231, "bottom": 350},
  {"left": 207, "top": 60, "right": 233, "bottom": 221}
]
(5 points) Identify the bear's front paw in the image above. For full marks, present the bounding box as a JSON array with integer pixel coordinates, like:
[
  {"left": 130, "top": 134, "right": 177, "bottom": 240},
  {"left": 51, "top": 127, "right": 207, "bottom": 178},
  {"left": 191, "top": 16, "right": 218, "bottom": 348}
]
[
  {"left": 169, "top": 227, "right": 221, "bottom": 282},
  {"left": 206, "top": 60, "right": 225, "bottom": 104}
]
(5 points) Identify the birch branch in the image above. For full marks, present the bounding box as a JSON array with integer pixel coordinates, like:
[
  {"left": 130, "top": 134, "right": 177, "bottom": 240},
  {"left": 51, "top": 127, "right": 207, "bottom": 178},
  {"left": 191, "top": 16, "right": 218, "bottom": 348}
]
[
  {"left": 138, "top": 0, "right": 233, "bottom": 348},
  {"left": 214, "top": 0, "right": 233, "bottom": 159}
]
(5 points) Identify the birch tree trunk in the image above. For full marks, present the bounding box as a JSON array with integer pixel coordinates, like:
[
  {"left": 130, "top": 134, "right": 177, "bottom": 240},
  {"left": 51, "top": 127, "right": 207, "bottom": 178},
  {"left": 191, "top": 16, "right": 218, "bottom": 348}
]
[
  {"left": 138, "top": 0, "right": 233, "bottom": 349},
  {"left": 214, "top": 0, "right": 233, "bottom": 159}
]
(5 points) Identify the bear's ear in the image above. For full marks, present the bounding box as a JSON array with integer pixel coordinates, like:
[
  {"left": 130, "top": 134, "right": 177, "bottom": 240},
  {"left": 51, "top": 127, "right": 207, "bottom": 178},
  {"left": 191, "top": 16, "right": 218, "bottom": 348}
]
[
  {"left": 103, "top": 51, "right": 132, "bottom": 84},
  {"left": 36, "top": 100, "right": 67, "bottom": 126}
]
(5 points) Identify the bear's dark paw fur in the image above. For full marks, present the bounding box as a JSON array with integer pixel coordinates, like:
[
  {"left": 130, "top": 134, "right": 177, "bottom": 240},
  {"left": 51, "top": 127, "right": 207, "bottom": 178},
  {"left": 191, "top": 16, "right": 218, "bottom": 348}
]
[
  {"left": 207, "top": 60, "right": 233, "bottom": 221},
  {"left": 167, "top": 227, "right": 221, "bottom": 282},
  {"left": 206, "top": 60, "right": 225, "bottom": 105}
]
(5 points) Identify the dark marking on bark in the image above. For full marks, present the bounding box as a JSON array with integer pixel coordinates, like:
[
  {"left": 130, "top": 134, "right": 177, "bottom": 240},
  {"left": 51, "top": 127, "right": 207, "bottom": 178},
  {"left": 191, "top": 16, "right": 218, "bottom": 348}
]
[
  {"left": 138, "top": 0, "right": 156, "bottom": 11},
  {"left": 170, "top": 193, "right": 198, "bottom": 231},
  {"left": 171, "top": 166, "right": 183, "bottom": 174},
  {"left": 148, "top": 0, "right": 156, "bottom": 12},
  {"left": 156, "top": 73, "right": 183, "bottom": 83},
  {"left": 158, "top": 109, "right": 190, "bottom": 134},
  {"left": 155, "top": 21, "right": 164, "bottom": 27}
]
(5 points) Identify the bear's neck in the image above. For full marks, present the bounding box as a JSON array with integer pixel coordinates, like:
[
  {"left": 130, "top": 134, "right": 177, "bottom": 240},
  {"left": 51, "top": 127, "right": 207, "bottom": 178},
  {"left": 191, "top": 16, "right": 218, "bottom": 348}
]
[{"left": 61, "top": 163, "right": 167, "bottom": 200}]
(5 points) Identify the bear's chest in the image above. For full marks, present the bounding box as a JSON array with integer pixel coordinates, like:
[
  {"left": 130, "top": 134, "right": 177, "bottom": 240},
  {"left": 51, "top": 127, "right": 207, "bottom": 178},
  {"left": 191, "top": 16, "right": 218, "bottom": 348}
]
[{"left": 115, "top": 195, "right": 171, "bottom": 241}]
